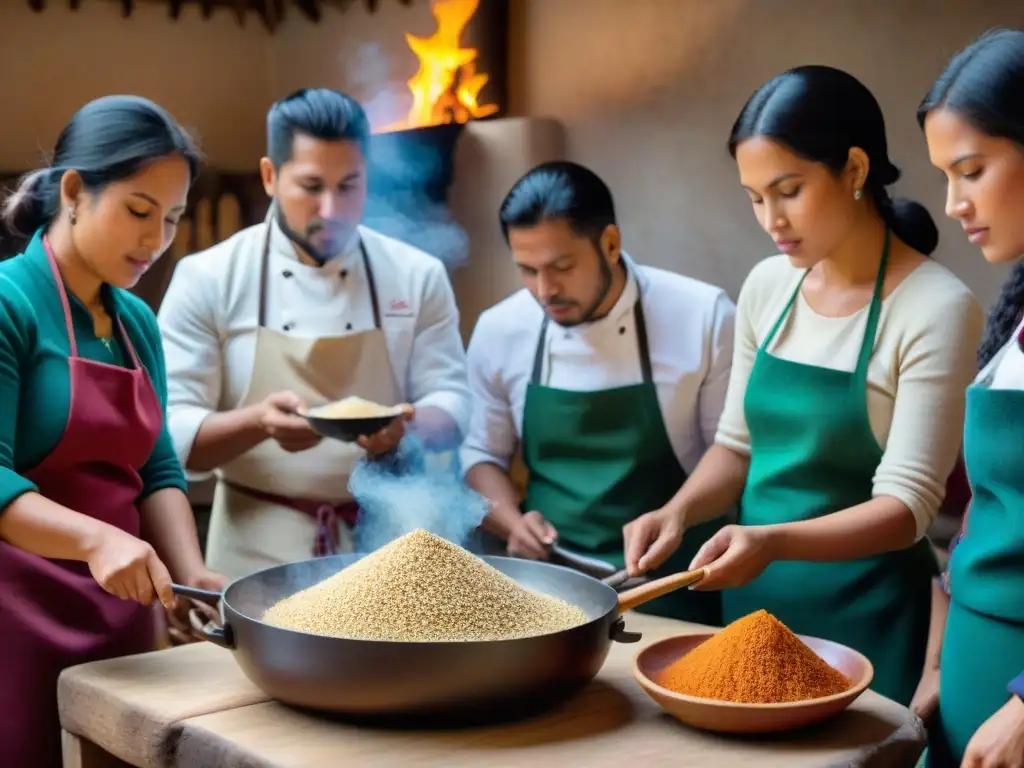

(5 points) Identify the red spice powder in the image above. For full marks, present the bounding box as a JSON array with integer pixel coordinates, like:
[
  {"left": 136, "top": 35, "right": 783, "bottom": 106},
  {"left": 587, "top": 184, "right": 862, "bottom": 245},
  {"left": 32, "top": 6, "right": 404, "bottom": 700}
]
[{"left": 655, "top": 610, "right": 851, "bottom": 704}]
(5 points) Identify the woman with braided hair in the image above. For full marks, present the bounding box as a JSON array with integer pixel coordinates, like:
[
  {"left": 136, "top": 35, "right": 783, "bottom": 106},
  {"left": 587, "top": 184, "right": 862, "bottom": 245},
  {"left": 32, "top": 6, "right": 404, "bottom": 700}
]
[{"left": 916, "top": 27, "right": 1024, "bottom": 768}]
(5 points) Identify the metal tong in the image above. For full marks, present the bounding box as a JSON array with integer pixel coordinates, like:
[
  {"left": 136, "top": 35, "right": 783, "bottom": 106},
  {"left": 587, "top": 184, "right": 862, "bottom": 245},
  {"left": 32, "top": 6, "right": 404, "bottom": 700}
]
[{"left": 548, "top": 543, "right": 637, "bottom": 589}]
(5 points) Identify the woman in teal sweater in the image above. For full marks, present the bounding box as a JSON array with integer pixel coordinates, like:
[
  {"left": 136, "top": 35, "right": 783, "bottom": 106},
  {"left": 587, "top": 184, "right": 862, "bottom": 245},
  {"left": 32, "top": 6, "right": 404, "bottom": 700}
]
[
  {"left": 0, "top": 95, "right": 226, "bottom": 768},
  {"left": 915, "top": 29, "right": 1024, "bottom": 768}
]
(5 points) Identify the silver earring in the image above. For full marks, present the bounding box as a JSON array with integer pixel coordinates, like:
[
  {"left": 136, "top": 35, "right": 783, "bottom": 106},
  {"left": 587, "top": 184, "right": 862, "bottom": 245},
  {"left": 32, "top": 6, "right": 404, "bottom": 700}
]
[
  {"left": 69, "top": 207, "right": 77, "bottom": 225},
  {"left": 854, "top": 189, "right": 863, "bottom": 201}
]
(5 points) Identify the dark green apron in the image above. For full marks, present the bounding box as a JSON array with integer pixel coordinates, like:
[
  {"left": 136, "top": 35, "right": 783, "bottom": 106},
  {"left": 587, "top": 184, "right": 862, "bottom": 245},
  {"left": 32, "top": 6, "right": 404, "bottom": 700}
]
[
  {"left": 928, "top": 377, "right": 1024, "bottom": 765},
  {"left": 723, "top": 230, "right": 935, "bottom": 706},
  {"left": 521, "top": 298, "right": 723, "bottom": 624}
]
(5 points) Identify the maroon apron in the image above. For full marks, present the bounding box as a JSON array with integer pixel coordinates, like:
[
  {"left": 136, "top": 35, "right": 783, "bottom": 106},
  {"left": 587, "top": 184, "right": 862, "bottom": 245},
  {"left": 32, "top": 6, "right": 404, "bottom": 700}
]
[{"left": 0, "top": 235, "right": 164, "bottom": 768}]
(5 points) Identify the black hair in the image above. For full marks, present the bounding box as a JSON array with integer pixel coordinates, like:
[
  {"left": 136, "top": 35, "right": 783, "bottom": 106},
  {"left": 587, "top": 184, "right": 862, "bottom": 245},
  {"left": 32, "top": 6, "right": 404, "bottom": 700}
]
[
  {"left": 918, "top": 28, "right": 1024, "bottom": 370},
  {"left": 498, "top": 160, "right": 617, "bottom": 245},
  {"left": 1, "top": 95, "right": 200, "bottom": 238},
  {"left": 266, "top": 88, "right": 371, "bottom": 168},
  {"left": 729, "top": 65, "right": 939, "bottom": 256}
]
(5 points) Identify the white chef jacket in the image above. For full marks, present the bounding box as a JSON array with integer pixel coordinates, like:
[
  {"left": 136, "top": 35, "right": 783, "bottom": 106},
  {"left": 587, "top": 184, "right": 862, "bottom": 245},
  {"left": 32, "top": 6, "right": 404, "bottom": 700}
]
[
  {"left": 158, "top": 219, "right": 472, "bottom": 476},
  {"left": 980, "top": 314, "right": 1024, "bottom": 391},
  {"left": 459, "top": 254, "right": 736, "bottom": 476}
]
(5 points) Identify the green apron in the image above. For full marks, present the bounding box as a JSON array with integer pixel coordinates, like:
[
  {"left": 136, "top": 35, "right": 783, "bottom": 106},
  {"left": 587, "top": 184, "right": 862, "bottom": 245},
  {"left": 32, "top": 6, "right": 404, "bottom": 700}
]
[
  {"left": 723, "top": 230, "right": 935, "bottom": 706},
  {"left": 521, "top": 297, "right": 724, "bottom": 625},
  {"left": 929, "top": 376, "right": 1024, "bottom": 765}
]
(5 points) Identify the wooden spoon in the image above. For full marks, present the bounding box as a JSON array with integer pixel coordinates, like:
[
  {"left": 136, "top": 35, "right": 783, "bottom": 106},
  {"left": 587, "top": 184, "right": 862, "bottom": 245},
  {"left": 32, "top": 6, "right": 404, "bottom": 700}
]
[{"left": 616, "top": 568, "right": 709, "bottom": 613}]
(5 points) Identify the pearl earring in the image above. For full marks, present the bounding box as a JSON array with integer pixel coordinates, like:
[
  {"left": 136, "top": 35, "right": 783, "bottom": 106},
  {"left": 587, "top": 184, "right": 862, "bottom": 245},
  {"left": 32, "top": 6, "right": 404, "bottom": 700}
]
[{"left": 854, "top": 189, "right": 863, "bottom": 201}]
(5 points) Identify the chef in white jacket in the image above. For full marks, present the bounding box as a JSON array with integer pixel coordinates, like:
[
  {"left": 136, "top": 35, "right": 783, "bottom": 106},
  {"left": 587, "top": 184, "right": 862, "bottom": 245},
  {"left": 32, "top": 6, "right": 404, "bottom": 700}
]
[
  {"left": 461, "top": 161, "right": 735, "bottom": 624},
  {"left": 158, "top": 88, "right": 471, "bottom": 579}
]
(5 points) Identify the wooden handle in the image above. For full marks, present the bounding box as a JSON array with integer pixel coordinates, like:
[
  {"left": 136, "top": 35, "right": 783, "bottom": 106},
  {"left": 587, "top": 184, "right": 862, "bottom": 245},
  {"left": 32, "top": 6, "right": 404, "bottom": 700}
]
[{"left": 616, "top": 567, "right": 708, "bottom": 613}]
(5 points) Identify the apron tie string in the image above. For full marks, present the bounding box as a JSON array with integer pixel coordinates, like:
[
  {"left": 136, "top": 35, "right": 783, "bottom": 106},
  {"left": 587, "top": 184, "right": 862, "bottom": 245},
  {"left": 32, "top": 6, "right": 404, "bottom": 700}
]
[
  {"left": 224, "top": 481, "right": 360, "bottom": 557},
  {"left": 314, "top": 504, "right": 340, "bottom": 557}
]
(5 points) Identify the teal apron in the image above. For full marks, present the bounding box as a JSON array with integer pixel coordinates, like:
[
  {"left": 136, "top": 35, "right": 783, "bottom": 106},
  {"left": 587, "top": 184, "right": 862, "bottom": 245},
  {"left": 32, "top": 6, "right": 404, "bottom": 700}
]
[
  {"left": 723, "top": 230, "right": 935, "bottom": 706},
  {"left": 521, "top": 297, "right": 724, "bottom": 624},
  {"left": 929, "top": 374, "right": 1024, "bottom": 765}
]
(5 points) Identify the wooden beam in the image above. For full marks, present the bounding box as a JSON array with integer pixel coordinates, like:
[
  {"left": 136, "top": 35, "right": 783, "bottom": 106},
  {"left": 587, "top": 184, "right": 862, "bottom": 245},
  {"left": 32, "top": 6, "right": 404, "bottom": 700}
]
[
  {"left": 199, "top": 0, "right": 216, "bottom": 19},
  {"left": 120, "top": 0, "right": 134, "bottom": 17},
  {"left": 68, "top": 0, "right": 82, "bottom": 10},
  {"left": 258, "top": 0, "right": 279, "bottom": 33},
  {"left": 296, "top": 0, "right": 320, "bottom": 23},
  {"left": 168, "top": 0, "right": 184, "bottom": 19},
  {"left": 28, "top": 0, "right": 44, "bottom": 12}
]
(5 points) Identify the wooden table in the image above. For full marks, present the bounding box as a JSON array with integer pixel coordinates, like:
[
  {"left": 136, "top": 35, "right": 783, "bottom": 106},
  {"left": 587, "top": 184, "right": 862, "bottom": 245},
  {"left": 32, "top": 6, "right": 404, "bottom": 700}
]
[{"left": 58, "top": 613, "right": 926, "bottom": 768}]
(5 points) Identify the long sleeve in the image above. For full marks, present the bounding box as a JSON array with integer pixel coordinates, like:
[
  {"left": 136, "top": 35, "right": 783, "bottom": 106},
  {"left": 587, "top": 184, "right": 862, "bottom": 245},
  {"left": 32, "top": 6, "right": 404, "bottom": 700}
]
[
  {"left": 135, "top": 306, "right": 188, "bottom": 499},
  {"left": 405, "top": 260, "right": 471, "bottom": 437},
  {"left": 871, "top": 292, "right": 984, "bottom": 538},
  {"left": 459, "top": 313, "right": 518, "bottom": 474},
  {"left": 698, "top": 291, "right": 737, "bottom": 450},
  {"left": 1009, "top": 672, "right": 1024, "bottom": 699},
  {"left": 0, "top": 280, "right": 39, "bottom": 513},
  {"left": 157, "top": 256, "right": 223, "bottom": 474}
]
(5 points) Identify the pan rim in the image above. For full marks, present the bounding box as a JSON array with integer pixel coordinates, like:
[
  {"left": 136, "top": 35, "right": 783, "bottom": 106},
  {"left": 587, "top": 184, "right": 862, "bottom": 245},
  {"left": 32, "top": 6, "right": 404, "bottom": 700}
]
[{"left": 219, "top": 553, "right": 622, "bottom": 646}]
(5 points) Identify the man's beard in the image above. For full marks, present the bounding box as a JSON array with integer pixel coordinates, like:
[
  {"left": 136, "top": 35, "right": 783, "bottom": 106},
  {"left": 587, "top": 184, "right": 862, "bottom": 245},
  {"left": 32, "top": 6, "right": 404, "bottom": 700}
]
[
  {"left": 546, "top": 256, "right": 615, "bottom": 328},
  {"left": 275, "top": 208, "right": 350, "bottom": 267}
]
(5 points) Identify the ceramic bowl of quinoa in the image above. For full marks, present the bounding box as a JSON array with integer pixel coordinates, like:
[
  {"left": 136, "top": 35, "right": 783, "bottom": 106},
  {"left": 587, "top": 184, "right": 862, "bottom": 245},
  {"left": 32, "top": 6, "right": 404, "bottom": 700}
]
[{"left": 631, "top": 610, "right": 873, "bottom": 734}]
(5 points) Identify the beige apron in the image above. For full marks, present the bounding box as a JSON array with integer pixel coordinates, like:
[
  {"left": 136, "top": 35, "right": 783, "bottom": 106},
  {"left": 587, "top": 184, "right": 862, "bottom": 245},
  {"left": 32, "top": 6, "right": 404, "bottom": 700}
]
[{"left": 205, "top": 219, "right": 401, "bottom": 580}]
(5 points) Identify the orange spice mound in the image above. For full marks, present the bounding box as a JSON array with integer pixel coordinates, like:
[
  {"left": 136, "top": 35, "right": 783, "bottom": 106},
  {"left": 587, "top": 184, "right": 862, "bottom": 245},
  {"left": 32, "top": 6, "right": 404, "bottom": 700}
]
[{"left": 655, "top": 610, "right": 851, "bottom": 704}]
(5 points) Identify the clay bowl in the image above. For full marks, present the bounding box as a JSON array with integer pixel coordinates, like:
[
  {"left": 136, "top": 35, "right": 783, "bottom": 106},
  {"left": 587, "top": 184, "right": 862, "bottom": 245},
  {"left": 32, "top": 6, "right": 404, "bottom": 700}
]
[
  {"left": 303, "top": 404, "right": 405, "bottom": 443},
  {"left": 632, "top": 632, "right": 873, "bottom": 734}
]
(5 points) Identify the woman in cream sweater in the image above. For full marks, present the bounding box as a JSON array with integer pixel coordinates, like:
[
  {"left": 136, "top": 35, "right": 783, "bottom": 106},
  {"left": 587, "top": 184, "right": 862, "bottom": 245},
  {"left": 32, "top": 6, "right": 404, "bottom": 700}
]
[{"left": 623, "top": 65, "right": 984, "bottom": 706}]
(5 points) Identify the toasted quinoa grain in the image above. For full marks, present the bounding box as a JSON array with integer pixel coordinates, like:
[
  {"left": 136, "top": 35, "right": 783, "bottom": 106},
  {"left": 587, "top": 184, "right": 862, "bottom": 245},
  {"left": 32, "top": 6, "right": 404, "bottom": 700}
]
[{"left": 262, "top": 529, "right": 589, "bottom": 641}]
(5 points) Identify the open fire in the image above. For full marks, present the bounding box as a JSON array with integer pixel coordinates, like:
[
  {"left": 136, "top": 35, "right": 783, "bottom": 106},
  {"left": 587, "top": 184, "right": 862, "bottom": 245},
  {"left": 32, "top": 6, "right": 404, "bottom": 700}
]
[{"left": 381, "top": 0, "right": 499, "bottom": 133}]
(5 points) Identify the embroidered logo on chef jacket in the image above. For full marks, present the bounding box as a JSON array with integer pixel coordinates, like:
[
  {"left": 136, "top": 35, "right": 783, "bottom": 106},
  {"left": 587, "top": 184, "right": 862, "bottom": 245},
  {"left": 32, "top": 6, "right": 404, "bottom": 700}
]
[{"left": 385, "top": 298, "right": 415, "bottom": 319}]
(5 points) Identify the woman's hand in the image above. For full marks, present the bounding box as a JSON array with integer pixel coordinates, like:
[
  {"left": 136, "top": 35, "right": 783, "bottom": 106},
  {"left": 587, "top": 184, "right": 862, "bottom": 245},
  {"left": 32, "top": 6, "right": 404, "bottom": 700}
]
[
  {"left": 84, "top": 525, "right": 174, "bottom": 608},
  {"left": 688, "top": 524, "right": 777, "bottom": 590},
  {"left": 164, "top": 568, "right": 228, "bottom": 646},
  {"left": 623, "top": 506, "right": 685, "bottom": 578},
  {"left": 963, "top": 696, "right": 1024, "bottom": 768},
  {"left": 910, "top": 665, "right": 940, "bottom": 722}
]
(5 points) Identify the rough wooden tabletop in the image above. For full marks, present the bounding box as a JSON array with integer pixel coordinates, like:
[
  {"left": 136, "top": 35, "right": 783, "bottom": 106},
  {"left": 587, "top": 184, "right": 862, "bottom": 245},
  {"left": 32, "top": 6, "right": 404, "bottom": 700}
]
[{"left": 58, "top": 612, "right": 926, "bottom": 768}]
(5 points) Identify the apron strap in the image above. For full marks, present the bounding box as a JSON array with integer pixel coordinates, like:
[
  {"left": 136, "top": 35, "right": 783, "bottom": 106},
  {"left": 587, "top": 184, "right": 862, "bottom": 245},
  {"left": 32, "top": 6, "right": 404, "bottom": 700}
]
[
  {"left": 360, "top": 240, "right": 383, "bottom": 330},
  {"left": 759, "top": 227, "right": 892, "bottom": 373},
  {"left": 42, "top": 234, "right": 79, "bottom": 359},
  {"left": 258, "top": 218, "right": 271, "bottom": 328},
  {"left": 530, "top": 297, "right": 653, "bottom": 385},
  {"left": 258, "top": 216, "right": 383, "bottom": 331},
  {"left": 42, "top": 233, "right": 141, "bottom": 369},
  {"left": 761, "top": 272, "right": 808, "bottom": 353},
  {"left": 115, "top": 316, "right": 144, "bottom": 370},
  {"left": 854, "top": 228, "right": 891, "bottom": 380}
]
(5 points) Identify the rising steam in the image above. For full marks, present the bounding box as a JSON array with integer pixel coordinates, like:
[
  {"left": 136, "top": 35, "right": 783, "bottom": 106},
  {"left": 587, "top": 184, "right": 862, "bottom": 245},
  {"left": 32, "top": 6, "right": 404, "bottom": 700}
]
[
  {"left": 349, "top": 433, "right": 489, "bottom": 554},
  {"left": 348, "top": 42, "right": 470, "bottom": 271}
]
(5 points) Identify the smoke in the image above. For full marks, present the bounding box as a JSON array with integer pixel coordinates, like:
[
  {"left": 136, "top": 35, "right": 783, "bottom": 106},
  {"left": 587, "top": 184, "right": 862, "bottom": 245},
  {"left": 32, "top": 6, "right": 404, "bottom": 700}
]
[
  {"left": 349, "top": 433, "right": 489, "bottom": 554},
  {"left": 346, "top": 42, "right": 471, "bottom": 271}
]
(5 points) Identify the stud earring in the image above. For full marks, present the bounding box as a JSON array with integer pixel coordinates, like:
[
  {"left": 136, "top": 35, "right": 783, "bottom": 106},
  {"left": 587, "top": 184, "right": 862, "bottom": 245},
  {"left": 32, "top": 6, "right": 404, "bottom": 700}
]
[{"left": 854, "top": 189, "right": 863, "bottom": 201}]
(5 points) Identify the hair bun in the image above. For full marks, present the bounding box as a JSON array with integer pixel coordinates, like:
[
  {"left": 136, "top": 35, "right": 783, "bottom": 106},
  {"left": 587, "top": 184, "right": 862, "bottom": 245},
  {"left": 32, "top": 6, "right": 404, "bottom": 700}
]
[{"left": 874, "top": 160, "right": 901, "bottom": 187}]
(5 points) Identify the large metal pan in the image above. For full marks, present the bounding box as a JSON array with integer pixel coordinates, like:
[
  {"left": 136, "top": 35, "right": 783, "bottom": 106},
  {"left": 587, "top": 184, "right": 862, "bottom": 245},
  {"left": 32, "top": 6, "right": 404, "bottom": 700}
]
[{"left": 173, "top": 551, "right": 704, "bottom": 726}]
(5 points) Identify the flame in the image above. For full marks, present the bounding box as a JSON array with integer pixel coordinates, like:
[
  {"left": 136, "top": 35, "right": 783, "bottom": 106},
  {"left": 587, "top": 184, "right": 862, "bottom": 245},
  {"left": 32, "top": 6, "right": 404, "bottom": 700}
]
[{"left": 382, "top": 0, "right": 499, "bottom": 133}]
